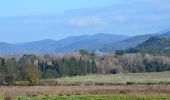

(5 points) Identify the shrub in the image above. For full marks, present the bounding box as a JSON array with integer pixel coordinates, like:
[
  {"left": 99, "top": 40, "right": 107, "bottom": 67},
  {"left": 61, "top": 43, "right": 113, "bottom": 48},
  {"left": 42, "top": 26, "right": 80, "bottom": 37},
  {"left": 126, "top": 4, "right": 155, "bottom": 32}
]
[
  {"left": 115, "top": 50, "right": 126, "bottom": 56},
  {"left": 5, "top": 75, "right": 14, "bottom": 86}
]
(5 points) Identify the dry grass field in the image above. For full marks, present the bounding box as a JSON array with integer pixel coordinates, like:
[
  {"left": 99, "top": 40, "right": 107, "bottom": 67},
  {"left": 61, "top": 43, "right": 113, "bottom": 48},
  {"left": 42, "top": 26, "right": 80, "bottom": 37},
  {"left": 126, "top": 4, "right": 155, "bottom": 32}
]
[
  {"left": 0, "top": 85, "right": 170, "bottom": 96},
  {"left": 1, "top": 72, "right": 170, "bottom": 99},
  {"left": 0, "top": 85, "right": 170, "bottom": 100},
  {"left": 42, "top": 71, "right": 170, "bottom": 86}
]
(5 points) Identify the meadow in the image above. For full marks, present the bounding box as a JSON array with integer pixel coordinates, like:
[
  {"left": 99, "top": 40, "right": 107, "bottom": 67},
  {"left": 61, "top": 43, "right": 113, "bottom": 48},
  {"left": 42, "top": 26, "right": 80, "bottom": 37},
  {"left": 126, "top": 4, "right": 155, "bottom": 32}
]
[
  {"left": 41, "top": 71, "right": 170, "bottom": 86},
  {"left": 1, "top": 72, "right": 170, "bottom": 100},
  {"left": 11, "top": 94, "right": 170, "bottom": 100}
]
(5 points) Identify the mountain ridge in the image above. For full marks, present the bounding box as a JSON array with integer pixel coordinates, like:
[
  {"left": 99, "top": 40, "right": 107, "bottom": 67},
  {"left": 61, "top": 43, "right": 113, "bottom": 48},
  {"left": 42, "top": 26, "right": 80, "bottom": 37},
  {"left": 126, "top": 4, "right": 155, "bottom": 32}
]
[
  {"left": 0, "top": 29, "right": 170, "bottom": 54},
  {"left": 0, "top": 33, "right": 129, "bottom": 54}
]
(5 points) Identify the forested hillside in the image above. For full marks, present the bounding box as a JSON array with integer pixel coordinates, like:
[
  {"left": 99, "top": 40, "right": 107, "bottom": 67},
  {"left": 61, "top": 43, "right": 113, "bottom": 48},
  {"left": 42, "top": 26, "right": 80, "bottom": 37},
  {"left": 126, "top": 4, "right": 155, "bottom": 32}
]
[{"left": 134, "top": 37, "right": 170, "bottom": 56}]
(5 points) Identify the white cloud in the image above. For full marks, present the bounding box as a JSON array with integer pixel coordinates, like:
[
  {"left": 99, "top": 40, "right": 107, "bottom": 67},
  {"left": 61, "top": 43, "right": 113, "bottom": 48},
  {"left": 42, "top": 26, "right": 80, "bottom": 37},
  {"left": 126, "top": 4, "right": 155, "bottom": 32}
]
[
  {"left": 115, "top": 15, "right": 126, "bottom": 23},
  {"left": 68, "top": 17, "right": 106, "bottom": 27}
]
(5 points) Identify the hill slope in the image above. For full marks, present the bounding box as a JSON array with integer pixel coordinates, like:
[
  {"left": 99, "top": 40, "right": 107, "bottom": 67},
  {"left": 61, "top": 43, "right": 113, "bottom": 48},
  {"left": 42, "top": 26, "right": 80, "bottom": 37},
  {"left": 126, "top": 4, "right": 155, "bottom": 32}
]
[
  {"left": 100, "top": 29, "right": 170, "bottom": 52},
  {"left": 55, "top": 33, "right": 128, "bottom": 52},
  {"left": 136, "top": 37, "right": 170, "bottom": 53},
  {"left": 100, "top": 34, "right": 154, "bottom": 51},
  {"left": 0, "top": 30, "right": 170, "bottom": 54},
  {"left": 0, "top": 33, "right": 128, "bottom": 54}
]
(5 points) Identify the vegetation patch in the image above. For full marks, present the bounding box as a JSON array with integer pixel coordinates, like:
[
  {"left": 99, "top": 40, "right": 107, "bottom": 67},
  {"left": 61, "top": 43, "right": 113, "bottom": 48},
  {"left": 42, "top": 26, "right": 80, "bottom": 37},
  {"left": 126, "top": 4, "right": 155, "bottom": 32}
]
[{"left": 2, "top": 94, "right": 169, "bottom": 100}]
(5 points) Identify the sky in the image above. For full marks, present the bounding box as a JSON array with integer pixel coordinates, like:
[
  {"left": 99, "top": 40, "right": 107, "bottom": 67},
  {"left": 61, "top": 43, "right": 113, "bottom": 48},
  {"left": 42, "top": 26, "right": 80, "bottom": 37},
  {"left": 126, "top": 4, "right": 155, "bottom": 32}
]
[
  {"left": 0, "top": 0, "right": 127, "bottom": 17},
  {"left": 0, "top": 0, "right": 170, "bottom": 43}
]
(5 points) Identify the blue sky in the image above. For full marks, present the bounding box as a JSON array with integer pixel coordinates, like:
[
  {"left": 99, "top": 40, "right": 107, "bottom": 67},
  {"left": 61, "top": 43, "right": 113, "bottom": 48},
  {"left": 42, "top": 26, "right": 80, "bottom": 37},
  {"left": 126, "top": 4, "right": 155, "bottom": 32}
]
[
  {"left": 0, "top": 0, "right": 126, "bottom": 17},
  {"left": 0, "top": 0, "right": 170, "bottom": 43}
]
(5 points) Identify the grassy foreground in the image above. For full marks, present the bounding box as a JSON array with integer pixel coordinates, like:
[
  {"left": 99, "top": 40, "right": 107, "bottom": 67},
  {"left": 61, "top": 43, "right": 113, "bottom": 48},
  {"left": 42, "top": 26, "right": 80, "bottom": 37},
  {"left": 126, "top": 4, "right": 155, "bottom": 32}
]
[
  {"left": 0, "top": 85, "right": 170, "bottom": 100},
  {"left": 1, "top": 72, "right": 170, "bottom": 100},
  {"left": 1, "top": 94, "right": 170, "bottom": 100}
]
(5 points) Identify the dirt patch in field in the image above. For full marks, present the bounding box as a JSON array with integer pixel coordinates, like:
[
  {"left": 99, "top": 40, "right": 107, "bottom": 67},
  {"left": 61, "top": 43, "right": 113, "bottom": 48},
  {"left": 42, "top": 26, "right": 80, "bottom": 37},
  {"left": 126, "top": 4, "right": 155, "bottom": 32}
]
[{"left": 0, "top": 85, "right": 170, "bottom": 96}]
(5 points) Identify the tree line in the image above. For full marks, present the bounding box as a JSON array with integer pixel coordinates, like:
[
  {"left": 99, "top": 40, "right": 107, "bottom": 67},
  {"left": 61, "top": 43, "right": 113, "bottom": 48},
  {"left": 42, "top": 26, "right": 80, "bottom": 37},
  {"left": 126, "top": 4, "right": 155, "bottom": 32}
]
[
  {"left": 1, "top": 50, "right": 170, "bottom": 85},
  {"left": 0, "top": 51, "right": 98, "bottom": 85}
]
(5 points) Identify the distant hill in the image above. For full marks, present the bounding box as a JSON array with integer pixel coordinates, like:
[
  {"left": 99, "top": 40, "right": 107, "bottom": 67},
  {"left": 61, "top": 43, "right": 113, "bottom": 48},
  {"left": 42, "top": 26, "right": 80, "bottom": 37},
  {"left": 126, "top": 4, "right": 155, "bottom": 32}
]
[
  {"left": 126, "top": 30, "right": 170, "bottom": 55},
  {"left": 0, "top": 33, "right": 128, "bottom": 54},
  {"left": 136, "top": 37, "right": 170, "bottom": 53},
  {"left": 15, "top": 39, "right": 58, "bottom": 53},
  {"left": 0, "top": 42, "right": 16, "bottom": 54},
  {"left": 99, "top": 29, "right": 170, "bottom": 52},
  {"left": 99, "top": 34, "right": 154, "bottom": 52},
  {"left": 54, "top": 33, "right": 128, "bottom": 52},
  {"left": 1, "top": 30, "right": 170, "bottom": 54},
  {"left": 161, "top": 31, "right": 170, "bottom": 37}
]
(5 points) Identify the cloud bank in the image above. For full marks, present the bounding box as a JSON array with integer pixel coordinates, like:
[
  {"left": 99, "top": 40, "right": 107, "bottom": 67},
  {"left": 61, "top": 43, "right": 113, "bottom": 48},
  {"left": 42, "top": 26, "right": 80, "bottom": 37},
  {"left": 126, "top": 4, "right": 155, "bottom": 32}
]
[{"left": 68, "top": 17, "right": 106, "bottom": 27}]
